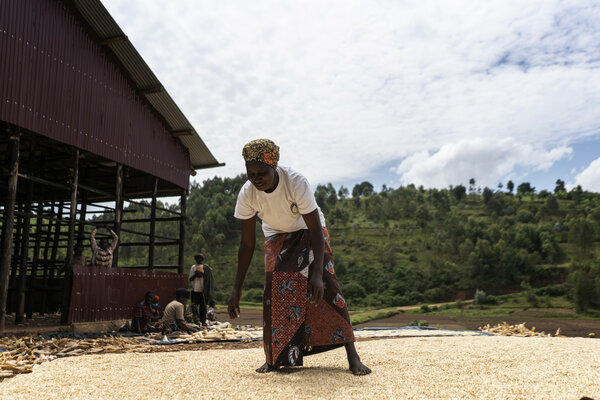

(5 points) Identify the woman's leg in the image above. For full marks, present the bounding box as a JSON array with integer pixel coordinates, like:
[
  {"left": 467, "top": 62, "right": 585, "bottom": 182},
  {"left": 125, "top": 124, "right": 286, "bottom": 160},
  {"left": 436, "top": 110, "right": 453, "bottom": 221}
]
[{"left": 344, "top": 342, "right": 372, "bottom": 375}]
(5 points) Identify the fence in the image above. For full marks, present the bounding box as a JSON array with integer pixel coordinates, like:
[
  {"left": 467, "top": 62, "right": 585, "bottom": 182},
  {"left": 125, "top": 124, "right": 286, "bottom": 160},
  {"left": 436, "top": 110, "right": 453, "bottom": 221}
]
[{"left": 68, "top": 265, "right": 187, "bottom": 323}]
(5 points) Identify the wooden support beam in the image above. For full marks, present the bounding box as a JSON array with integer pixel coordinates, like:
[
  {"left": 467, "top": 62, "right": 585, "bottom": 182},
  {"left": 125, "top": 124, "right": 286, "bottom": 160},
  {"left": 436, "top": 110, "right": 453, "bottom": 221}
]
[
  {"left": 61, "top": 149, "right": 79, "bottom": 324},
  {"left": 15, "top": 163, "right": 34, "bottom": 324},
  {"left": 77, "top": 193, "right": 87, "bottom": 245},
  {"left": 26, "top": 201, "right": 44, "bottom": 319},
  {"left": 44, "top": 201, "right": 63, "bottom": 315},
  {"left": 0, "top": 131, "right": 19, "bottom": 332},
  {"left": 148, "top": 177, "right": 158, "bottom": 269},
  {"left": 112, "top": 164, "right": 123, "bottom": 267},
  {"left": 178, "top": 190, "right": 187, "bottom": 274}
]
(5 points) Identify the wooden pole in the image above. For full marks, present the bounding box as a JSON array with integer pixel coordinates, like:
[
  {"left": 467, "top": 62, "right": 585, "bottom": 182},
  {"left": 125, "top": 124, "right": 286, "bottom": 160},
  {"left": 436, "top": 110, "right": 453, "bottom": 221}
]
[
  {"left": 15, "top": 176, "right": 33, "bottom": 324},
  {"left": 9, "top": 202, "right": 24, "bottom": 313},
  {"left": 77, "top": 193, "right": 87, "bottom": 248},
  {"left": 148, "top": 177, "right": 158, "bottom": 269},
  {"left": 178, "top": 190, "right": 187, "bottom": 274},
  {"left": 26, "top": 201, "right": 44, "bottom": 319},
  {"left": 43, "top": 201, "right": 62, "bottom": 315},
  {"left": 112, "top": 164, "right": 123, "bottom": 267},
  {"left": 61, "top": 149, "right": 78, "bottom": 324},
  {"left": 0, "top": 130, "right": 20, "bottom": 332}
]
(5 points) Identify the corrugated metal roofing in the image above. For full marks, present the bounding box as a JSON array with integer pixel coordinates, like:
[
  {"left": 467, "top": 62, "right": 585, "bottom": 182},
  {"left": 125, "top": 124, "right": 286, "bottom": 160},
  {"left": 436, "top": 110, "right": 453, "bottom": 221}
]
[
  {"left": 1, "top": 0, "right": 194, "bottom": 188},
  {"left": 70, "top": 0, "right": 222, "bottom": 170}
]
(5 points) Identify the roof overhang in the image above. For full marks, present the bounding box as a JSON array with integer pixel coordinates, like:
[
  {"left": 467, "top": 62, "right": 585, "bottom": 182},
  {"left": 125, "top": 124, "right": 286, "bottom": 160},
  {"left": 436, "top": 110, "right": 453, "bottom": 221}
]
[{"left": 67, "top": 0, "right": 225, "bottom": 172}]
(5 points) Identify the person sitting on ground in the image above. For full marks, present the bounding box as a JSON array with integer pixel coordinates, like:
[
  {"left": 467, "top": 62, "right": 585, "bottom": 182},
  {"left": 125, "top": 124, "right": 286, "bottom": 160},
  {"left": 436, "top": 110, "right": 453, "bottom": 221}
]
[
  {"left": 188, "top": 253, "right": 216, "bottom": 326},
  {"left": 91, "top": 225, "right": 119, "bottom": 267},
  {"left": 132, "top": 291, "right": 161, "bottom": 334},
  {"left": 160, "top": 288, "right": 199, "bottom": 333}
]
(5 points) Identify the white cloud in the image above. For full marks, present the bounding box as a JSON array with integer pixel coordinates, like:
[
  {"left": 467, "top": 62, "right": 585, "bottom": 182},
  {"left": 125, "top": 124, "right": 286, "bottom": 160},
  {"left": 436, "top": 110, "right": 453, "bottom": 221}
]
[
  {"left": 392, "top": 137, "right": 572, "bottom": 188},
  {"left": 573, "top": 157, "right": 600, "bottom": 192},
  {"left": 100, "top": 0, "right": 600, "bottom": 188}
]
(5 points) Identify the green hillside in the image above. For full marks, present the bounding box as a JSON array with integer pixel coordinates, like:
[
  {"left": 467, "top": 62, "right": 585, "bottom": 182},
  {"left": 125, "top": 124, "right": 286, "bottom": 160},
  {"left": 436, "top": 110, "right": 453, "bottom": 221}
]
[{"left": 118, "top": 176, "right": 600, "bottom": 314}]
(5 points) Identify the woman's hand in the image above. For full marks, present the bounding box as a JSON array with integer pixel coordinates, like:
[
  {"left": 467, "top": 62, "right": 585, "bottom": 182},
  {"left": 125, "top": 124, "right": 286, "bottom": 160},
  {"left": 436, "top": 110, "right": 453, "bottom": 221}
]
[
  {"left": 228, "top": 290, "right": 241, "bottom": 319},
  {"left": 308, "top": 273, "right": 324, "bottom": 304}
]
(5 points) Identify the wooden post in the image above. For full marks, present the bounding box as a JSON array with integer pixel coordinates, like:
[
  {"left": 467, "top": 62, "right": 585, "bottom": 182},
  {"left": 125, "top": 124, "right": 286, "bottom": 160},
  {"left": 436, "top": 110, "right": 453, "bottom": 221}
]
[
  {"left": 112, "top": 164, "right": 123, "bottom": 267},
  {"left": 50, "top": 202, "right": 63, "bottom": 262},
  {"left": 15, "top": 176, "right": 33, "bottom": 324},
  {"left": 43, "top": 201, "right": 63, "bottom": 315},
  {"left": 0, "top": 130, "right": 20, "bottom": 332},
  {"left": 61, "top": 149, "right": 78, "bottom": 324},
  {"left": 9, "top": 202, "right": 24, "bottom": 313},
  {"left": 26, "top": 201, "right": 44, "bottom": 319},
  {"left": 178, "top": 190, "right": 187, "bottom": 274},
  {"left": 77, "top": 193, "right": 87, "bottom": 248},
  {"left": 148, "top": 177, "right": 158, "bottom": 269}
]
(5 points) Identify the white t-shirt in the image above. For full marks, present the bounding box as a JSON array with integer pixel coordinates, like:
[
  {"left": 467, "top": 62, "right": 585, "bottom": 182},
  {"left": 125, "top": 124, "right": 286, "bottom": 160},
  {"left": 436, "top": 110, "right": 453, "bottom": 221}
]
[
  {"left": 189, "top": 264, "right": 204, "bottom": 292},
  {"left": 234, "top": 166, "right": 326, "bottom": 237}
]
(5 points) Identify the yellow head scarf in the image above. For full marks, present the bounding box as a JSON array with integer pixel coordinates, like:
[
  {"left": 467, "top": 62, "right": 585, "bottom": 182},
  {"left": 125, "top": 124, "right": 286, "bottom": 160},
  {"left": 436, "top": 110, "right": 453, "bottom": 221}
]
[{"left": 242, "top": 139, "right": 280, "bottom": 168}]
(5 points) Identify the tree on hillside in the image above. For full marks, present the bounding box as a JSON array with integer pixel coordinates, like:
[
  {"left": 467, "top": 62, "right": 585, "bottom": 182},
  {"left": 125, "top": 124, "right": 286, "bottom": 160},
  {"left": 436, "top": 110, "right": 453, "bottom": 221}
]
[
  {"left": 338, "top": 186, "right": 349, "bottom": 200},
  {"left": 482, "top": 187, "right": 493, "bottom": 204},
  {"left": 569, "top": 185, "right": 584, "bottom": 204},
  {"left": 517, "top": 182, "right": 535, "bottom": 196},
  {"left": 468, "top": 178, "right": 476, "bottom": 195},
  {"left": 452, "top": 185, "right": 466, "bottom": 201},
  {"left": 568, "top": 217, "right": 596, "bottom": 260},
  {"left": 506, "top": 180, "right": 514, "bottom": 194},
  {"left": 352, "top": 181, "right": 374, "bottom": 198},
  {"left": 554, "top": 179, "right": 566, "bottom": 194}
]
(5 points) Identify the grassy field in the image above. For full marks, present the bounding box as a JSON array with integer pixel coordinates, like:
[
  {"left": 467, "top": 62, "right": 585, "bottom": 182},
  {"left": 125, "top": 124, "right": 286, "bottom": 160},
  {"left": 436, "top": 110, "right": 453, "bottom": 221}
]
[{"left": 404, "top": 291, "right": 600, "bottom": 319}]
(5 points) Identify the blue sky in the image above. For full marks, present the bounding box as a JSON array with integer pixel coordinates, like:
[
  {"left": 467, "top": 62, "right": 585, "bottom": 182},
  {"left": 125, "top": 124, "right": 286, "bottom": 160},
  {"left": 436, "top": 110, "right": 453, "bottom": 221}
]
[{"left": 101, "top": 0, "right": 600, "bottom": 193}]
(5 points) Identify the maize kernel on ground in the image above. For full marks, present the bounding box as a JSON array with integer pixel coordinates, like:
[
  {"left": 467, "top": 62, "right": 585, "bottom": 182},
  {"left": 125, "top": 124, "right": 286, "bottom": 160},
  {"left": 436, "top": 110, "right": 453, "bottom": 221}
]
[{"left": 1, "top": 336, "right": 599, "bottom": 400}]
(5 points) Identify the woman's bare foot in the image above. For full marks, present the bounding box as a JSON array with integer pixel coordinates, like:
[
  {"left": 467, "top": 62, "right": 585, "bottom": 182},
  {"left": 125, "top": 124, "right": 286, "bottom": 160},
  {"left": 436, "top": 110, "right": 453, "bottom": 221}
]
[
  {"left": 345, "top": 342, "right": 372, "bottom": 375},
  {"left": 256, "top": 362, "right": 278, "bottom": 373},
  {"left": 349, "top": 358, "right": 372, "bottom": 375}
]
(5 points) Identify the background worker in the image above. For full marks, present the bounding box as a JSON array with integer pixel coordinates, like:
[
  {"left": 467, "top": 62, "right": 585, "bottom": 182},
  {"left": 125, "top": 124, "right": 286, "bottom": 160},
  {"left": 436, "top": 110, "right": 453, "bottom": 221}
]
[
  {"left": 90, "top": 225, "right": 119, "bottom": 267},
  {"left": 132, "top": 291, "right": 161, "bottom": 334},
  {"left": 189, "top": 253, "right": 216, "bottom": 326},
  {"left": 160, "top": 288, "right": 198, "bottom": 333}
]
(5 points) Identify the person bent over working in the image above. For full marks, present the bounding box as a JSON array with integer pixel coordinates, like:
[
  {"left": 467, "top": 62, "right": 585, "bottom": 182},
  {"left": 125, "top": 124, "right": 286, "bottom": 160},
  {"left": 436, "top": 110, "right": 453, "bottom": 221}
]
[
  {"left": 160, "top": 288, "right": 199, "bottom": 333},
  {"left": 228, "top": 139, "right": 371, "bottom": 375}
]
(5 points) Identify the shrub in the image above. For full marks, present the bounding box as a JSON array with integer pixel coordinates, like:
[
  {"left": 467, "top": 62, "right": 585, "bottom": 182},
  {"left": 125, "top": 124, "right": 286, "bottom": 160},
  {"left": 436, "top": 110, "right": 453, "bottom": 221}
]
[
  {"left": 420, "top": 304, "right": 431, "bottom": 313},
  {"left": 409, "top": 320, "right": 429, "bottom": 327},
  {"left": 535, "top": 285, "right": 567, "bottom": 297},
  {"left": 342, "top": 282, "right": 367, "bottom": 300},
  {"left": 474, "top": 289, "right": 486, "bottom": 305}
]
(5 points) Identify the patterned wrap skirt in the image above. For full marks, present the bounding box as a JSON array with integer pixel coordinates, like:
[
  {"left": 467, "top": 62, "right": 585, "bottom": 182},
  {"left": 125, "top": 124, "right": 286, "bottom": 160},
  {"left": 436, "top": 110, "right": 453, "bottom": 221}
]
[{"left": 262, "top": 227, "right": 355, "bottom": 367}]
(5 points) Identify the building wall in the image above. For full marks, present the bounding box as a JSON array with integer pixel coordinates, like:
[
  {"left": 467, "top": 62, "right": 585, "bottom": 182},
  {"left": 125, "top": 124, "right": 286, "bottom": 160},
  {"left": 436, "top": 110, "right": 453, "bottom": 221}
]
[{"left": 0, "top": 0, "right": 190, "bottom": 188}]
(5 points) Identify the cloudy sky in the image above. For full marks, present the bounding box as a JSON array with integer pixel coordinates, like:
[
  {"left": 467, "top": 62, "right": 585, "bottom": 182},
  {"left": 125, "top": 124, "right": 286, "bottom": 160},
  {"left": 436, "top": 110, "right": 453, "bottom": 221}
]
[{"left": 101, "top": 0, "right": 600, "bottom": 193}]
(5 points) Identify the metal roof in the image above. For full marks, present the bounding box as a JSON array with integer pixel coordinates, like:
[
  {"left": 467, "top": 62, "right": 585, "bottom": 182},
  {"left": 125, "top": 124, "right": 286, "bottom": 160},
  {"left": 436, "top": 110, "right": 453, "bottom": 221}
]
[{"left": 69, "top": 0, "right": 224, "bottom": 171}]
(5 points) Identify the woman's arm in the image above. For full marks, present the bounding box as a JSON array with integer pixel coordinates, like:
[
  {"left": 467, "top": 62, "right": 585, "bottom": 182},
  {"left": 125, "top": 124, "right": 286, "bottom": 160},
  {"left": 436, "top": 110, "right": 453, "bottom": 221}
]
[
  {"left": 228, "top": 215, "right": 257, "bottom": 318},
  {"left": 90, "top": 228, "right": 98, "bottom": 251},
  {"left": 109, "top": 228, "right": 119, "bottom": 251},
  {"left": 302, "top": 209, "right": 324, "bottom": 304}
]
